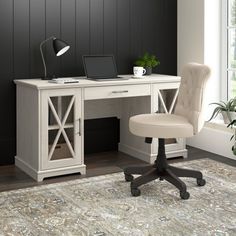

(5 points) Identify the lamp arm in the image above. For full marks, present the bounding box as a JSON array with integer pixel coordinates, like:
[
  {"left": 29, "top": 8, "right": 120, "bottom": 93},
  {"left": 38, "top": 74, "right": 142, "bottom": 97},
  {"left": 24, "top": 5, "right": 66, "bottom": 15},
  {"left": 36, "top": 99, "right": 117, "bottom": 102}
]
[{"left": 40, "top": 36, "right": 55, "bottom": 78}]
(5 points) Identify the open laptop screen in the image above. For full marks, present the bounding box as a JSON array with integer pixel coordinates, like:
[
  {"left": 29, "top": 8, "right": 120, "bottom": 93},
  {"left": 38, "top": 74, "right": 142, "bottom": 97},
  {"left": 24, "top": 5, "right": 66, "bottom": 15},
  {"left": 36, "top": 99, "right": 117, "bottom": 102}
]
[{"left": 83, "top": 55, "right": 119, "bottom": 79}]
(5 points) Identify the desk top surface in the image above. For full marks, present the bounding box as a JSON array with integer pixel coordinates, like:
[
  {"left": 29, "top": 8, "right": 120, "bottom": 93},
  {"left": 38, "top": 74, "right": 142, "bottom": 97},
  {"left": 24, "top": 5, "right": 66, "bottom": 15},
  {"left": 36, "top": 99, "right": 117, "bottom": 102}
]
[{"left": 14, "top": 74, "right": 181, "bottom": 90}]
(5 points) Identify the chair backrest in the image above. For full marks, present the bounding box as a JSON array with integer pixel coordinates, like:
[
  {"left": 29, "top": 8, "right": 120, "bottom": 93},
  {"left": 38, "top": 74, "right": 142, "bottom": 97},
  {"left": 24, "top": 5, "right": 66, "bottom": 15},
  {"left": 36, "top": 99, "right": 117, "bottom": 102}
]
[{"left": 174, "top": 63, "right": 211, "bottom": 135}]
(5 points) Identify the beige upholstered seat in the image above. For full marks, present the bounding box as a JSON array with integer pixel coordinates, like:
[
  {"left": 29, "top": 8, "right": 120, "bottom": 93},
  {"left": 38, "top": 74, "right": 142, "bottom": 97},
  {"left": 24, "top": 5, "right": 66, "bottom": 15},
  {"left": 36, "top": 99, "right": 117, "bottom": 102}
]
[
  {"left": 130, "top": 114, "right": 193, "bottom": 138},
  {"left": 124, "top": 63, "right": 211, "bottom": 200},
  {"left": 129, "top": 63, "right": 211, "bottom": 139}
]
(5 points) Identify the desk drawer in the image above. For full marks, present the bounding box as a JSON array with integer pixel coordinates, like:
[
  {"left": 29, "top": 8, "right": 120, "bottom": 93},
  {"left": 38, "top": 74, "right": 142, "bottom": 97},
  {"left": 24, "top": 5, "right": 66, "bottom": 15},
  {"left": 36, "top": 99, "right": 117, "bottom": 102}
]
[{"left": 84, "top": 84, "right": 151, "bottom": 100}]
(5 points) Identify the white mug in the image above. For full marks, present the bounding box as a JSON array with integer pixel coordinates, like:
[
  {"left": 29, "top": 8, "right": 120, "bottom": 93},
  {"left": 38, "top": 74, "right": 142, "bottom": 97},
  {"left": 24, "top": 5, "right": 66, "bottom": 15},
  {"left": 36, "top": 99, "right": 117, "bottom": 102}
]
[{"left": 133, "top": 66, "right": 146, "bottom": 77}]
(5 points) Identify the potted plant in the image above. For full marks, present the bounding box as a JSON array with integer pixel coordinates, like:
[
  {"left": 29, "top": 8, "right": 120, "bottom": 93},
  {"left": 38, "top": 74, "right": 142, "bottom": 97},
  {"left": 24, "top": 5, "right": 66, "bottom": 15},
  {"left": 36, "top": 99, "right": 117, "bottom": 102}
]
[
  {"left": 134, "top": 52, "right": 160, "bottom": 75},
  {"left": 208, "top": 98, "right": 236, "bottom": 124},
  {"left": 227, "top": 119, "right": 236, "bottom": 155}
]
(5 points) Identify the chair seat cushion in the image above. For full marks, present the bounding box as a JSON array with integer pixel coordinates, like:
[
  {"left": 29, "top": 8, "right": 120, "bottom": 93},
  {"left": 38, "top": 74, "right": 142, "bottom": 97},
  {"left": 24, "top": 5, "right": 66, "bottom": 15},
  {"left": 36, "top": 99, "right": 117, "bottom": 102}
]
[{"left": 129, "top": 114, "right": 194, "bottom": 138}]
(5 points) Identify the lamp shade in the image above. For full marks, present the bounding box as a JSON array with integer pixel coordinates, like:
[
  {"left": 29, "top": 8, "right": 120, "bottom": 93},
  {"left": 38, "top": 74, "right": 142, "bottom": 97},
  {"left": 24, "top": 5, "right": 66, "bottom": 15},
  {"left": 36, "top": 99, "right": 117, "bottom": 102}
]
[{"left": 53, "top": 38, "right": 70, "bottom": 56}]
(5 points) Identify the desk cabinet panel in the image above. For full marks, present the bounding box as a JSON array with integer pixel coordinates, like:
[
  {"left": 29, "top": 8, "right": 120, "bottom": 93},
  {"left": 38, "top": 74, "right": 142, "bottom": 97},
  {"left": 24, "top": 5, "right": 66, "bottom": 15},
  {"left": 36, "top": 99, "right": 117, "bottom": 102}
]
[{"left": 41, "top": 88, "right": 83, "bottom": 170}]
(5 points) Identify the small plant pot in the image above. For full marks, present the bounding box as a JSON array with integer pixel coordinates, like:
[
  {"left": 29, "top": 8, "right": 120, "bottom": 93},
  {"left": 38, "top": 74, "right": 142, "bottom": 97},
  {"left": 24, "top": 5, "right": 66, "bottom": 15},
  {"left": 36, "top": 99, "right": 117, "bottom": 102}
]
[
  {"left": 222, "top": 111, "right": 236, "bottom": 124},
  {"left": 145, "top": 67, "right": 152, "bottom": 75},
  {"left": 222, "top": 111, "right": 230, "bottom": 124},
  {"left": 228, "top": 111, "right": 236, "bottom": 122}
]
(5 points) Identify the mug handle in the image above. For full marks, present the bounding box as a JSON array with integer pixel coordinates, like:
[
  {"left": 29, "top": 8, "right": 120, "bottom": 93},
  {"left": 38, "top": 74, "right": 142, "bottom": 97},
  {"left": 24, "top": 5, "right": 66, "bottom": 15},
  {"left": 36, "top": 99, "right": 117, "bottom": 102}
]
[{"left": 143, "top": 68, "right": 146, "bottom": 75}]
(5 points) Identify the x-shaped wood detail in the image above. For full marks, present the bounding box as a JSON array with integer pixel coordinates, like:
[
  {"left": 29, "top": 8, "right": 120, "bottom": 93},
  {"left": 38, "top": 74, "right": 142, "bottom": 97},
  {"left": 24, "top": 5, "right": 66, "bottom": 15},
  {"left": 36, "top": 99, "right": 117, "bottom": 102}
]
[
  {"left": 157, "top": 89, "right": 179, "bottom": 114},
  {"left": 48, "top": 96, "right": 75, "bottom": 160}
]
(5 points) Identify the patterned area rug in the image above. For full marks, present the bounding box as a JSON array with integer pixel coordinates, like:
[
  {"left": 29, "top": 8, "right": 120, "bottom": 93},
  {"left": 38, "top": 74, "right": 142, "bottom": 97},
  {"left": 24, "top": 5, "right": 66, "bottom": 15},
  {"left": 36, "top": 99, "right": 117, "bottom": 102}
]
[{"left": 0, "top": 159, "right": 236, "bottom": 236}]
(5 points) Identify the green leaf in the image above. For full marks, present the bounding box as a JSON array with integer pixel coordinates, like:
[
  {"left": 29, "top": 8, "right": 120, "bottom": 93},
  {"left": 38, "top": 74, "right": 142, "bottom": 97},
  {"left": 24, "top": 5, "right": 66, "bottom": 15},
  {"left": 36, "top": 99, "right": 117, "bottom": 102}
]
[
  {"left": 210, "top": 102, "right": 226, "bottom": 108},
  {"left": 227, "top": 119, "right": 236, "bottom": 128},
  {"left": 134, "top": 52, "right": 160, "bottom": 68},
  {"left": 221, "top": 101, "right": 227, "bottom": 106},
  {"left": 207, "top": 107, "right": 221, "bottom": 121},
  {"left": 226, "top": 99, "right": 234, "bottom": 110},
  {"left": 146, "top": 61, "right": 152, "bottom": 67},
  {"left": 143, "top": 53, "right": 149, "bottom": 61},
  {"left": 135, "top": 60, "right": 145, "bottom": 67},
  {"left": 150, "top": 55, "right": 156, "bottom": 61}
]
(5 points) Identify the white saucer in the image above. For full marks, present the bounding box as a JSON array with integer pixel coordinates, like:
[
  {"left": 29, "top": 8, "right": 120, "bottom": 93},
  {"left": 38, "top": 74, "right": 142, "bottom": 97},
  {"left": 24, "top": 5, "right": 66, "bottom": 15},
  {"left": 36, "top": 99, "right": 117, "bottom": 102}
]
[{"left": 132, "top": 75, "right": 145, "bottom": 79}]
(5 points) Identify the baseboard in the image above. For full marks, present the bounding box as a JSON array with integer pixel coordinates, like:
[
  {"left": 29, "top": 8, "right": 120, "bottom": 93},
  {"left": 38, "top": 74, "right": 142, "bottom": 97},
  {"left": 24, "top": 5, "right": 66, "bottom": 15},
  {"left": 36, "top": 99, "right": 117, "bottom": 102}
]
[
  {"left": 37, "top": 165, "right": 87, "bottom": 182},
  {"left": 15, "top": 156, "right": 39, "bottom": 180},
  {"left": 15, "top": 156, "right": 86, "bottom": 182},
  {"left": 119, "top": 143, "right": 152, "bottom": 163},
  {"left": 119, "top": 143, "right": 188, "bottom": 164},
  {"left": 187, "top": 124, "right": 236, "bottom": 160}
]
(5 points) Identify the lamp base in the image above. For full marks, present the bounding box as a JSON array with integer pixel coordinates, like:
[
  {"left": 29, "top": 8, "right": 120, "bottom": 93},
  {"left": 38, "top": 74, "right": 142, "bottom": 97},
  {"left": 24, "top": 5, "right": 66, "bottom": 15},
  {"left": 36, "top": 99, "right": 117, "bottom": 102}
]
[{"left": 41, "top": 76, "right": 56, "bottom": 80}]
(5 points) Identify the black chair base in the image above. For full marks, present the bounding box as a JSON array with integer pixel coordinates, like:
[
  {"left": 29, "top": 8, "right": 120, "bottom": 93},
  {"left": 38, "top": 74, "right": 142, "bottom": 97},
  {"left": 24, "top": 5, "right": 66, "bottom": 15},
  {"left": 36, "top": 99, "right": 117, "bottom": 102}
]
[{"left": 124, "top": 139, "right": 206, "bottom": 200}]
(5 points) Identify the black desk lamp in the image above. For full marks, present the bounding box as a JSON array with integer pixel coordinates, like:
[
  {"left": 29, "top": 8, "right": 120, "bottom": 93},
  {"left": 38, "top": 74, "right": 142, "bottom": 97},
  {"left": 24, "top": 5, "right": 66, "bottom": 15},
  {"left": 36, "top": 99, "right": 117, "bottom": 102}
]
[{"left": 40, "top": 36, "right": 70, "bottom": 80}]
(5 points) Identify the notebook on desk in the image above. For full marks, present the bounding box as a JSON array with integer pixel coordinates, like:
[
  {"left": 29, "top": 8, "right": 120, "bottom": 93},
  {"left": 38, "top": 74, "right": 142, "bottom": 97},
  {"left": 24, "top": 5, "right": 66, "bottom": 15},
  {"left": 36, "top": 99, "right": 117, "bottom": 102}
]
[{"left": 82, "top": 55, "right": 128, "bottom": 81}]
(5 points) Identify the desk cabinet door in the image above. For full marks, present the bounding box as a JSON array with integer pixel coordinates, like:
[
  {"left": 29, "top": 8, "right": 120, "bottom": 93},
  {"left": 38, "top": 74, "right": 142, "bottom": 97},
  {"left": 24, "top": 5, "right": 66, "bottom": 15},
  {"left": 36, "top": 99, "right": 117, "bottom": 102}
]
[{"left": 41, "top": 88, "right": 82, "bottom": 170}]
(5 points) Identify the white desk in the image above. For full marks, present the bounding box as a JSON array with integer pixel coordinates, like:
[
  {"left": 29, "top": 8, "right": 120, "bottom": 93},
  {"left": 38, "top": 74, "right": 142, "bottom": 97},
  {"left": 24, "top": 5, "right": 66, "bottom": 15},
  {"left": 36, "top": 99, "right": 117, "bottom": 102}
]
[{"left": 14, "top": 74, "right": 187, "bottom": 181}]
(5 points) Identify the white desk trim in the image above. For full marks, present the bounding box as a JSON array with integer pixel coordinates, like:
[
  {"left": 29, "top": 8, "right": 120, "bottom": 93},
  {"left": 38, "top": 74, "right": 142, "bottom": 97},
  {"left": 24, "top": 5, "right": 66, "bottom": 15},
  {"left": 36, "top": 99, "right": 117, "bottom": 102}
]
[{"left": 14, "top": 74, "right": 181, "bottom": 89}]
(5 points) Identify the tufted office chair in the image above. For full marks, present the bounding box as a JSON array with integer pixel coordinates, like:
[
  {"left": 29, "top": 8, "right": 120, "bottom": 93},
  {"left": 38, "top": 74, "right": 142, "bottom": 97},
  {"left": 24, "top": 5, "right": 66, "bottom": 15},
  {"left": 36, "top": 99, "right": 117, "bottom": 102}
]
[{"left": 124, "top": 63, "right": 211, "bottom": 199}]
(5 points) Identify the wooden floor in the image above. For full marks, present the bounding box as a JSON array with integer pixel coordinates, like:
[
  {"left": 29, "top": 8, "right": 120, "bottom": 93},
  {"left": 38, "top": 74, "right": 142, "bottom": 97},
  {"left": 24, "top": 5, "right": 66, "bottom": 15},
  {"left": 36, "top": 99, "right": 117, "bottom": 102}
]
[{"left": 0, "top": 146, "right": 235, "bottom": 192}]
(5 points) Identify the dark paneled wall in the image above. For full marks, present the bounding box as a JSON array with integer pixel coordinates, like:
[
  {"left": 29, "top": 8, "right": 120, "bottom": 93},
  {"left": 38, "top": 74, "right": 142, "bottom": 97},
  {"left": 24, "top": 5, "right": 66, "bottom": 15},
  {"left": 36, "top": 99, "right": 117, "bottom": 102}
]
[{"left": 0, "top": 0, "right": 177, "bottom": 164}]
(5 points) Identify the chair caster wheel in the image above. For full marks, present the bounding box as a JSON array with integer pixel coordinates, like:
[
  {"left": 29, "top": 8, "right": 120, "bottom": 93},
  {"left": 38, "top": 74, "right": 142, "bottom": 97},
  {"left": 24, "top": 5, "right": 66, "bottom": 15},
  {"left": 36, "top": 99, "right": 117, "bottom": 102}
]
[
  {"left": 124, "top": 173, "right": 134, "bottom": 182},
  {"left": 131, "top": 188, "right": 141, "bottom": 197},
  {"left": 180, "top": 191, "right": 190, "bottom": 200},
  {"left": 197, "top": 178, "right": 206, "bottom": 186}
]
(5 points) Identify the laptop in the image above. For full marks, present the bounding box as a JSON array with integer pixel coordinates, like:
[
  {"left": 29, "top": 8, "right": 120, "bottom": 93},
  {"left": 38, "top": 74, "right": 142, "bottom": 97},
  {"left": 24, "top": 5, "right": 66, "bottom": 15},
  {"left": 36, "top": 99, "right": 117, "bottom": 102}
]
[{"left": 82, "top": 55, "right": 127, "bottom": 81}]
